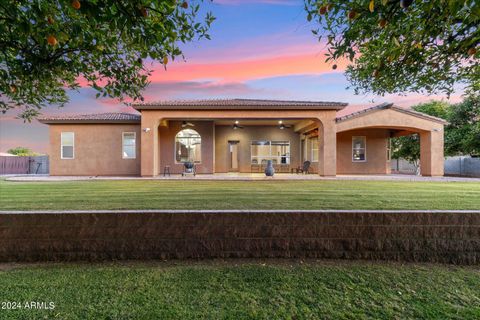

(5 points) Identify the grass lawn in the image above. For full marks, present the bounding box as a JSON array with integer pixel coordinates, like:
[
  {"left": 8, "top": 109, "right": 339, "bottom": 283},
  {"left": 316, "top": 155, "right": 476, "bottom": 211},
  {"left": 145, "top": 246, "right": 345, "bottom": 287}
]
[
  {"left": 0, "top": 261, "right": 479, "bottom": 319},
  {"left": 0, "top": 179, "right": 479, "bottom": 210}
]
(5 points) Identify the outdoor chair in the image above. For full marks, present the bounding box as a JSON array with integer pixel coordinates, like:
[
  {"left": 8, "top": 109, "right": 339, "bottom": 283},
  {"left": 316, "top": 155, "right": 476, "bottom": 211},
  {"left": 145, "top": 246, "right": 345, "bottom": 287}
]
[{"left": 295, "top": 161, "right": 311, "bottom": 174}]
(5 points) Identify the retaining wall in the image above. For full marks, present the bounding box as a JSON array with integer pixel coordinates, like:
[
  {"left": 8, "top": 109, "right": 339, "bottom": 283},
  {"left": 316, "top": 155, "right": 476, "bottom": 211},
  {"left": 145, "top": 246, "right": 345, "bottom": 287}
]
[{"left": 1, "top": 210, "right": 479, "bottom": 264}]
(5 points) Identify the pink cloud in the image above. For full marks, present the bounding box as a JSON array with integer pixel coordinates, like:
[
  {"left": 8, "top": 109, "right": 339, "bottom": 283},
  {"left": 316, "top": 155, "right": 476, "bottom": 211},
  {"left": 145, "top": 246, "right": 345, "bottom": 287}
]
[{"left": 150, "top": 52, "right": 346, "bottom": 84}]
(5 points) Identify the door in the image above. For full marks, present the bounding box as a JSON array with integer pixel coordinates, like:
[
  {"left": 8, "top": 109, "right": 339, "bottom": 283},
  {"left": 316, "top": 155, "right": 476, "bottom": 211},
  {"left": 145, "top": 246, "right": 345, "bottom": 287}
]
[{"left": 228, "top": 141, "right": 239, "bottom": 172}]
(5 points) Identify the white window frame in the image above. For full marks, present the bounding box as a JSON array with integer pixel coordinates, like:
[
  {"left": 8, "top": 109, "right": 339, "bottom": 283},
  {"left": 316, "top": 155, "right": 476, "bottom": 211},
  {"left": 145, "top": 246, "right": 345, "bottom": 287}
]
[
  {"left": 122, "top": 132, "right": 136, "bottom": 159},
  {"left": 174, "top": 129, "right": 202, "bottom": 164},
  {"left": 60, "top": 132, "right": 74, "bottom": 160},
  {"left": 250, "top": 140, "right": 290, "bottom": 165},
  {"left": 310, "top": 137, "right": 319, "bottom": 163},
  {"left": 352, "top": 136, "right": 367, "bottom": 162}
]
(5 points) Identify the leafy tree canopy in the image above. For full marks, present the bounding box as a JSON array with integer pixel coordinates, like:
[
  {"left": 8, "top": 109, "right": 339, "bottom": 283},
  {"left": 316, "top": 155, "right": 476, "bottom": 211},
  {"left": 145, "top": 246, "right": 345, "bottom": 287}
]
[
  {"left": 391, "top": 134, "right": 420, "bottom": 170},
  {"left": 305, "top": 0, "right": 480, "bottom": 97},
  {"left": 7, "top": 146, "right": 38, "bottom": 156},
  {"left": 0, "top": 0, "right": 214, "bottom": 120},
  {"left": 446, "top": 95, "right": 480, "bottom": 155}
]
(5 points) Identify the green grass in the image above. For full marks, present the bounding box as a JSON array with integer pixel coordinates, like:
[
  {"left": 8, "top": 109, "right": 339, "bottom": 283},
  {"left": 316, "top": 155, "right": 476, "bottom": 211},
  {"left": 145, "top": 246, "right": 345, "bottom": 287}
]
[
  {"left": 0, "top": 261, "right": 479, "bottom": 319},
  {"left": 0, "top": 179, "right": 479, "bottom": 210}
]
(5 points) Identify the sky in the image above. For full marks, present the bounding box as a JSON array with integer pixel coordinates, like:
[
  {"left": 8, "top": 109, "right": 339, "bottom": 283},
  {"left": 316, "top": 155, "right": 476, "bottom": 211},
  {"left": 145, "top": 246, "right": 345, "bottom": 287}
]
[{"left": 0, "top": 0, "right": 463, "bottom": 153}]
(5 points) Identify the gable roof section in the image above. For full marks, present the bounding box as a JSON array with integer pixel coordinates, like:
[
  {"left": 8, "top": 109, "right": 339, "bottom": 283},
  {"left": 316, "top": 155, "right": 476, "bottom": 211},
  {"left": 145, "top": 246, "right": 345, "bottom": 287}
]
[
  {"left": 133, "top": 98, "right": 348, "bottom": 110},
  {"left": 38, "top": 112, "right": 141, "bottom": 124},
  {"left": 336, "top": 103, "right": 447, "bottom": 125}
]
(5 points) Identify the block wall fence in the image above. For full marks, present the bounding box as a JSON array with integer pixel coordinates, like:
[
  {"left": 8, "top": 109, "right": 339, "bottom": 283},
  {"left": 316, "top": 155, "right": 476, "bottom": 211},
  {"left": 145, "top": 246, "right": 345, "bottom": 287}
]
[{"left": 1, "top": 210, "right": 479, "bottom": 264}]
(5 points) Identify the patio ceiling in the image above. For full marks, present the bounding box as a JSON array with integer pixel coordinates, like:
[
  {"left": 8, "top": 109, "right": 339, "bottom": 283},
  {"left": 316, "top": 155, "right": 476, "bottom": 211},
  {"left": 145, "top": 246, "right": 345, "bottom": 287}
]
[
  {"left": 214, "top": 119, "right": 300, "bottom": 126},
  {"left": 160, "top": 118, "right": 317, "bottom": 132}
]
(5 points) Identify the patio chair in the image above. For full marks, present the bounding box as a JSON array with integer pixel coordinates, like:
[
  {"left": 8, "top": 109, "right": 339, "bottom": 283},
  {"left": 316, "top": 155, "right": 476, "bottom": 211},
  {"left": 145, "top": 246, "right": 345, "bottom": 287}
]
[{"left": 295, "top": 161, "right": 311, "bottom": 174}]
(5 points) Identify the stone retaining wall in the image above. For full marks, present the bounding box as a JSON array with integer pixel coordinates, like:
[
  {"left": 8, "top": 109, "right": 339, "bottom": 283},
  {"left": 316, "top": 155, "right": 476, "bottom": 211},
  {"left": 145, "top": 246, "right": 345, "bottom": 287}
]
[{"left": 1, "top": 210, "right": 479, "bottom": 264}]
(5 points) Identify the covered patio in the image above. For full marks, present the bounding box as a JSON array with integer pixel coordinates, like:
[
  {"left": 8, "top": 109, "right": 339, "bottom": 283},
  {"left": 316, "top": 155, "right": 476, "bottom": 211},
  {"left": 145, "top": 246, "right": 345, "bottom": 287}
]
[
  {"left": 135, "top": 100, "right": 447, "bottom": 178},
  {"left": 135, "top": 100, "right": 346, "bottom": 177}
]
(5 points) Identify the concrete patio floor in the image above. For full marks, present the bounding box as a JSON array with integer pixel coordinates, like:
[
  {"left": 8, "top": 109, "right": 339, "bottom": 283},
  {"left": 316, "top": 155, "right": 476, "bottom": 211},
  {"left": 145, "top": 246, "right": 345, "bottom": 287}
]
[{"left": 4, "top": 173, "right": 480, "bottom": 182}]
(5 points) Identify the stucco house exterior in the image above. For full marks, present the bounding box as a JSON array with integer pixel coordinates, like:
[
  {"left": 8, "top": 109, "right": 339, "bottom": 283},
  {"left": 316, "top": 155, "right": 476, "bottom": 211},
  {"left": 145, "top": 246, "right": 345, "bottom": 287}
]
[{"left": 38, "top": 99, "right": 446, "bottom": 177}]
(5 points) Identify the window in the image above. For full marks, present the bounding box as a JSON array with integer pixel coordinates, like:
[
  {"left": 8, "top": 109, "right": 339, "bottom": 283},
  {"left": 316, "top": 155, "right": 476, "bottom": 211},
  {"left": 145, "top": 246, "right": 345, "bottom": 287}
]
[
  {"left": 251, "top": 140, "right": 290, "bottom": 165},
  {"left": 122, "top": 132, "right": 136, "bottom": 159},
  {"left": 352, "top": 136, "right": 366, "bottom": 162},
  {"left": 310, "top": 138, "right": 319, "bottom": 162},
  {"left": 175, "top": 129, "right": 201, "bottom": 163},
  {"left": 61, "top": 132, "right": 74, "bottom": 159}
]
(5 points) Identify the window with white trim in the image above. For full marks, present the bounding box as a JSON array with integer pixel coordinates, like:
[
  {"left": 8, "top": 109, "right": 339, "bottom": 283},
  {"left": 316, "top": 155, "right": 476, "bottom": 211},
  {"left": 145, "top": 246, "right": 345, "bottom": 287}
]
[
  {"left": 122, "top": 132, "right": 136, "bottom": 159},
  {"left": 352, "top": 136, "right": 366, "bottom": 162},
  {"left": 175, "top": 129, "right": 201, "bottom": 163},
  {"left": 61, "top": 132, "right": 74, "bottom": 159},
  {"left": 251, "top": 140, "right": 290, "bottom": 165},
  {"left": 310, "top": 138, "right": 319, "bottom": 162}
]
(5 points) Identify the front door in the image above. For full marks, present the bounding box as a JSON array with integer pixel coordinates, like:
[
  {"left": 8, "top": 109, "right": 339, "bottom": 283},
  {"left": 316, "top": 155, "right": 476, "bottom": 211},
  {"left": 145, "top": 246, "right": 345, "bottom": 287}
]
[{"left": 228, "top": 141, "right": 239, "bottom": 172}]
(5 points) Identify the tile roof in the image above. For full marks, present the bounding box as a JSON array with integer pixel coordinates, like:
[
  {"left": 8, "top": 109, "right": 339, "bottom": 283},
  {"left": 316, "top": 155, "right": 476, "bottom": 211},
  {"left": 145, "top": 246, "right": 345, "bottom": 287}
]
[
  {"left": 38, "top": 112, "right": 141, "bottom": 124},
  {"left": 133, "top": 98, "right": 348, "bottom": 110},
  {"left": 336, "top": 102, "right": 448, "bottom": 124}
]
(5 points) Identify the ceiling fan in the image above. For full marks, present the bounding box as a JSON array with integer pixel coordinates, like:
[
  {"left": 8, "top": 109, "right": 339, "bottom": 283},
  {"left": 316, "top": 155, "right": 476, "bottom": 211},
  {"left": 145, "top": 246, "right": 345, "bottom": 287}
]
[
  {"left": 181, "top": 121, "right": 195, "bottom": 128},
  {"left": 278, "top": 121, "right": 291, "bottom": 130},
  {"left": 232, "top": 120, "right": 244, "bottom": 130}
]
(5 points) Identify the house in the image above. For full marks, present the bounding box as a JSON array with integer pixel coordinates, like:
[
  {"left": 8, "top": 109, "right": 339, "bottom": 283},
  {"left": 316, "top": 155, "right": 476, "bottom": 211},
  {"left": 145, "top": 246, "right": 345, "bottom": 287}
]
[{"left": 38, "top": 99, "right": 446, "bottom": 177}]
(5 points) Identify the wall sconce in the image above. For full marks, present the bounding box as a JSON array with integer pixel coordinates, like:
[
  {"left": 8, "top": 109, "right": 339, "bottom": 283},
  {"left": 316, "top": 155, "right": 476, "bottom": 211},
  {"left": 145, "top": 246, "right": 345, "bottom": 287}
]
[{"left": 143, "top": 128, "right": 151, "bottom": 133}]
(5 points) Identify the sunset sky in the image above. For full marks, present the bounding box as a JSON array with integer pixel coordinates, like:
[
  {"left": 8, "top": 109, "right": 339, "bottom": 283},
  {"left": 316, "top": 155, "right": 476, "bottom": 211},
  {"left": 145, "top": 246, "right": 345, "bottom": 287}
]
[{"left": 0, "top": 0, "right": 463, "bottom": 153}]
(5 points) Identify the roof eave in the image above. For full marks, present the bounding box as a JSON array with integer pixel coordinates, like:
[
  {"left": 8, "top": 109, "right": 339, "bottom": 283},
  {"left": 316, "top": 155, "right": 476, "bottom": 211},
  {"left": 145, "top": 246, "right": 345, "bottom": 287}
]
[
  {"left": 38, "top": 119, "right": 141, "bottom": 124},
  {"left": 132, "top": 105, "right": 348, "bottom": 111},
  {"left": 336, "top": 103, "right": 448, "bottom": 125}
]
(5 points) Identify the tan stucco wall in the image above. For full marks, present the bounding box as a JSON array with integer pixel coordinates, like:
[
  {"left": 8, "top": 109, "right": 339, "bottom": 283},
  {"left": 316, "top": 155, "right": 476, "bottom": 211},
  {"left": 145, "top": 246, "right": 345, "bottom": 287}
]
[
  {"left": 214, "top": 125, "right": 301, "bottom": 173},
  {"left": 336, "top": 129, "right": 390, "bottom": 175},
  {"left": 49, "top": 124, "right": 141, "bottom": 176},
  {"left": 420, "top": 130, "right": 444, "bottom": 176},
  {"left": 159, "top": 121, "right": 214, "bottom": 174}
]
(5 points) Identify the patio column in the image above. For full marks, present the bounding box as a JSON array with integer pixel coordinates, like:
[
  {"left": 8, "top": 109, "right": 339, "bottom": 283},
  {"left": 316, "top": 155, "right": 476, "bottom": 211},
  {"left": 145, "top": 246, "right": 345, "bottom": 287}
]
[
  {"left": 141, "top": 114, "right": 161, "bottom": 177},
  {"left": 420, "top": 129, "right": 444, "bottom": 176},
  {"left": 317, "top": 117, "right": 337, "bottom": 177}
]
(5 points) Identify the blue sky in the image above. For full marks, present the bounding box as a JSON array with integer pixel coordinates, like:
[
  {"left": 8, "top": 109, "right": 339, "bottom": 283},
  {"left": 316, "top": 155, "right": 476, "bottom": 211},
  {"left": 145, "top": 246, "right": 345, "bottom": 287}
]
[{"left": 0, "top": 0, "right": 461, "bottom": 153}]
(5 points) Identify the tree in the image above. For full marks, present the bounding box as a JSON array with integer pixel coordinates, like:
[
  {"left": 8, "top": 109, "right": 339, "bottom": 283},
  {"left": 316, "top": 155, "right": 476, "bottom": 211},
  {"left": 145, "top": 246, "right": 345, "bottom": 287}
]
[
  {"left": 7, "top": 147, "right": 38, "bottom": 156},
  {"left": 391, "top": 134, "right": 420, "bottom": 174},
  {"left": 0, "top": 1, "right": 214, "bottom": 121},
  {"left": 446, "top": 95, "right": 480, "bottom": 156},
  {"left": 305, "top": 1, "right": 480, "bottom": 97},
  {"left": 391, "top": 101, "right": 449, "bottom": 173}
]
